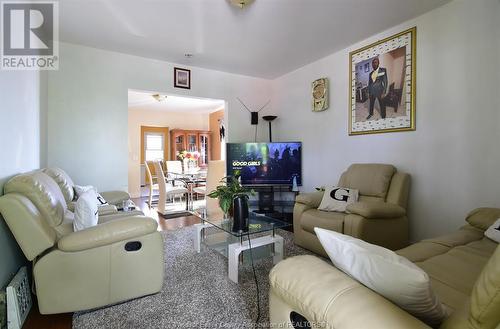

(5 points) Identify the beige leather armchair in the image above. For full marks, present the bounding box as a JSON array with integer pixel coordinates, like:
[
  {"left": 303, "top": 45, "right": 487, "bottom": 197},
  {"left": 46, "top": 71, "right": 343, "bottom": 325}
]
[
  {"left": 0, "top": 171, "right": 164, "bottom": 314},
  {"left": 294, "top": 164, "right": 410, "bottom": 256}
]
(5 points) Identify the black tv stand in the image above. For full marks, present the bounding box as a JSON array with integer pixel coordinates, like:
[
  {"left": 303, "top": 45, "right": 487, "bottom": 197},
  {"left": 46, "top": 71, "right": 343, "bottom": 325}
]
[{"left": 249, "top": 185, "right": 298, "bottom": 231}]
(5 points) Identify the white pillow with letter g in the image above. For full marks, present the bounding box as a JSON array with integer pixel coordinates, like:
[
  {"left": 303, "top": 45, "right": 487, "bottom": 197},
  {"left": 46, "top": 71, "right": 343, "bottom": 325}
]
[{"left": 318, "top": 186, "right": 359, "bottom": 212}]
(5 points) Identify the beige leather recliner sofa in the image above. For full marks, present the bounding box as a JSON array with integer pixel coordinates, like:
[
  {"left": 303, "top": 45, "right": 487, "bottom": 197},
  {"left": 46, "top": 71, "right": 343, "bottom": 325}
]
[
  {"left": 0, "top": 171, "right": 164, "bottom": 314},
  {"left": 41, "top": 167, "right": 134, "bottom": 214},
  {"left": 294, "top": 163, "right": 410, "bottom": 256},
  {"left": 270, "top": 208, "right": 500, "bottom": 329}
]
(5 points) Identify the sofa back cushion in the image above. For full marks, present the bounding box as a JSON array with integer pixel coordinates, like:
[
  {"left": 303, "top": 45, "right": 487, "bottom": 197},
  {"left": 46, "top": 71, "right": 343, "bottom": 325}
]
[
  {"left": 338, "top": 164, "right": 395, "bottom": 199},
  {"left": 42, "top": 167, "right": 75, "bottom": 203},
  {"left": 466, "top": 208, "right": 500, "bottom": 231},
  {"left": 469, "top": 245, "right": 500, "bottom": 329},
  {"left": 4, "top": 172, "right": 67, "bottom": 227}
]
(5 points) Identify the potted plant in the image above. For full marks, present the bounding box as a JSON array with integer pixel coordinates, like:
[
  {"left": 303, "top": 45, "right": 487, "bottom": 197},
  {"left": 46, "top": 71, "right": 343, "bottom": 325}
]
[{"left": 207, "top": 176, "right": 254, "bottom": 219}]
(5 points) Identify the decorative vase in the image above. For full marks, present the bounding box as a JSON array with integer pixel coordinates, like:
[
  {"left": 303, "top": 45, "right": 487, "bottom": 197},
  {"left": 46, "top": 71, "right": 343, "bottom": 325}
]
[{"left": 232, "top": 195, "right": 249, "bottom": 233}]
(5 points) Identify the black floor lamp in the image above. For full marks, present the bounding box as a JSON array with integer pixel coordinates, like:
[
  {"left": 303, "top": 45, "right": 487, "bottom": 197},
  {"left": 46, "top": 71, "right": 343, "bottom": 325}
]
[{"left": 262, "top": 115, "right": 277, "bottom": 142}]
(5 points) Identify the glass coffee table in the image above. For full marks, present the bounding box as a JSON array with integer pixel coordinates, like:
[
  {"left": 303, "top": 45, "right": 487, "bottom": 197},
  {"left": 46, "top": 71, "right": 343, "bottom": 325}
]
[{"left": 193, "top": 212, "right": 291, "bottom": 283}]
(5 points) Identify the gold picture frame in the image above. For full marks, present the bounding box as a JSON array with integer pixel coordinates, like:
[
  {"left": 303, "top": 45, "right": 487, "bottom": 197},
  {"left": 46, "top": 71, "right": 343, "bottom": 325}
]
[{"left": 349, "top": 27, "right": 416, "bottom": 135}]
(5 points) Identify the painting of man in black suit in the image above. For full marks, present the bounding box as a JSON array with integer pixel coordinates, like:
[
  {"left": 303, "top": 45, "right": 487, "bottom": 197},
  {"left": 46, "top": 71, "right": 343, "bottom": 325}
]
[{"left": 367, "top": 57, "right": 388, "bottom": 120}]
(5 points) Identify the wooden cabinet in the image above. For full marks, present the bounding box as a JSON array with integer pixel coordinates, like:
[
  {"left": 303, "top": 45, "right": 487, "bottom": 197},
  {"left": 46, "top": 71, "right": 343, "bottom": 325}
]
[{"left": 170, "top": 129, "right": 211, "bottom": 167}]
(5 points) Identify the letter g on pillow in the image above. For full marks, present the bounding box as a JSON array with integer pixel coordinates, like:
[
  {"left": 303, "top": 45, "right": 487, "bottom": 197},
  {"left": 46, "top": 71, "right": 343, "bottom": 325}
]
[{"left": 319, "top": 186, "right": 359, "bottom": 212}]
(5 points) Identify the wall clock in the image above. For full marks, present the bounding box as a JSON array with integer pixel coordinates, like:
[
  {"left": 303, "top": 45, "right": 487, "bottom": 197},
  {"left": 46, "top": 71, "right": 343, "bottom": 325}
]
[{"left": 312, "top": 78, "right": 329, "bottom": 112}]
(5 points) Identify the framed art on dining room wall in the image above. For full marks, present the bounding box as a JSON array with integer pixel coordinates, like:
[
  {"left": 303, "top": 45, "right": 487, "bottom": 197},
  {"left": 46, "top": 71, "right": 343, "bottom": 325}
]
[
  {"left": 349, "top": 27, "right": 416, "bottom": 135},
  {"left": 174, "top": 67, "right": 191, "bottom": 89}
]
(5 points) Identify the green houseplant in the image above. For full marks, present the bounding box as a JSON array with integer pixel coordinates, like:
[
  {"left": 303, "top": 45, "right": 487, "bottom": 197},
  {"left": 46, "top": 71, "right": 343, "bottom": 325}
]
[{"left": 207, "top": 176, "right": 254, "bottom": 218}]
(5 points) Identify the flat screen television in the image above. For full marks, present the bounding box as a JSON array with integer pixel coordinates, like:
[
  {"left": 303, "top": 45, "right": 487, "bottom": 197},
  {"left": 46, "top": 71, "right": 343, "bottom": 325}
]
[{"left": 226, "top": 142, "right": 302, "bottom": 186}]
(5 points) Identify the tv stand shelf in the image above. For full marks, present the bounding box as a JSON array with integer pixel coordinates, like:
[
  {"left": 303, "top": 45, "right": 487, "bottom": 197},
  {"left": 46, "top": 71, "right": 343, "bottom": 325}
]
[
  {"left": 247, "top": 185, "right": 298, "bottom": 232},
  {"left": 248, "top": 200, "right": 295, "bottom": 207}
]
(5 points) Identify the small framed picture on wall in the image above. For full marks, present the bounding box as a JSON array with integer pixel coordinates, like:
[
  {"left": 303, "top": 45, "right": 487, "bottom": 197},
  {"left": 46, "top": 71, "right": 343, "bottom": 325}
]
[{"left": 174, "top": 67, "right": 191, "bottom": 89}]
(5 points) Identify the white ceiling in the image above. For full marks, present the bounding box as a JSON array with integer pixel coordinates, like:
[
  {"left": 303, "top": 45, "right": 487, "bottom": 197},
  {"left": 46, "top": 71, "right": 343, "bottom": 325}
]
[
  {"left": 59, "top": 0, "right": 450, "bottom": 79},
  {"left": 128, "top": 90, "right": 225, "bottom": 113}
]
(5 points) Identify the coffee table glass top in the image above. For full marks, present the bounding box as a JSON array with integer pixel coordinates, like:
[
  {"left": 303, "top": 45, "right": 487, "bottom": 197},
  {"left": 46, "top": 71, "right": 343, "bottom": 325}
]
[{"left": 201, "top": 211, "right": 290, "bottom": 237}]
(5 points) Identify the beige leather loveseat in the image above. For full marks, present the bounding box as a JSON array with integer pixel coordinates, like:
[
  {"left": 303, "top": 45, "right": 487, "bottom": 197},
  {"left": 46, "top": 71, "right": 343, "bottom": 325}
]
[
  {"left": 294, "top": 164, "right": 410, "bottom": 255},
  {"left": 270, "top": 208, "right": 500, "bottom": 329},
  {"left": 0, "top": 171, "right": 164, "bottom": 314}
]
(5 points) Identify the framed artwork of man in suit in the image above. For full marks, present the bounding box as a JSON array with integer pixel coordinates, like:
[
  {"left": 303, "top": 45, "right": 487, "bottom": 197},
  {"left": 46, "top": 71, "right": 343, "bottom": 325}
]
[{"left": 349, "top": 27, "right": 416, "bottom": 135}]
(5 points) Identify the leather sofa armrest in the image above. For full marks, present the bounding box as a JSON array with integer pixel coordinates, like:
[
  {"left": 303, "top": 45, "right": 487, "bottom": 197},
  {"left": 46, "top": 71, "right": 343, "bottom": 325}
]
[
  {"left": 270, "top": 255, "right": 430, "bottom": 329},
  {"left": 99, "top": 190, "right": 131, "bottom": 206},
  {"left": 346, "top": 201, "right": 405, "bottom": 219},
  {"left": 465, "top": 207, "right": 500, "bottom": 231},
  {"left": 98, "top": 204, "right": 118, "bottom": 216},
  {"left": 295, "top": 192, "right": 324, "bottom": 208},
  {"left": 58, "top": 216, "right": 158, "bottom": 252}
]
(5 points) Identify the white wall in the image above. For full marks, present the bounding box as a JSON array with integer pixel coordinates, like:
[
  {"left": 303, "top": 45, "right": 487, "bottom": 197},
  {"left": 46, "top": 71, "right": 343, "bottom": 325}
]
[
  {"left": 0, "top": 70, "right": 45, "bottom": 287},
  {"left": 47, "top": 43, "right": 273, "bottom": 192},
  {"left": 272, "top": 0, "right": 500, "bottom": 241},
  {"left": 128, "top": 108, "right": 209, "bottom": 197}
]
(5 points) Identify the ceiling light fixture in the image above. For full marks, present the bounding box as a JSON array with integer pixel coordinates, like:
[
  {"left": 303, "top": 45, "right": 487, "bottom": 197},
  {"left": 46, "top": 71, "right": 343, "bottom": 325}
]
[
  {"left": 229, "top": 0, "right": 254, "bottom": 9},
  {"left": 152, "top": 94, "right": 167, "bottom": 102}
]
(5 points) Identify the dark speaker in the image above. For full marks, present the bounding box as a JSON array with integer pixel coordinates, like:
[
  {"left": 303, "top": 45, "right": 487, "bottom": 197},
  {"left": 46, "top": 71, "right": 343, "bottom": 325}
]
[
  {"left": 251, "top": 112, "right": 258, "bottom": 125},
  {"left": 232, "top": 196, "right": 249, "bottom": 232}
]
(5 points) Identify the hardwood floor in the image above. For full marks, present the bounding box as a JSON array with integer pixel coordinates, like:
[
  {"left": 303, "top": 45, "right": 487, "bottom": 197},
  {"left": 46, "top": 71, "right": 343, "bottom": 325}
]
[
  {"left": 23, "top": 197, "right": 200, "bottom": 329},
  {"left": 23, "top": 303, "right": 72, "bottom": 329}
]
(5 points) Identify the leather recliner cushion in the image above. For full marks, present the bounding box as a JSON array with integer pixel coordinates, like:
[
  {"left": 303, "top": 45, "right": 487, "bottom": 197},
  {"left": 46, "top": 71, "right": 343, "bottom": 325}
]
[
  {"left": 42, "top": 167, "right": 75, "bottom": 203},
  {"left": 301, "top": 209, "right": 345, "bottom": 235},
  {"left": 415, "top": 238, "right": 497, "bottom": 312},
  {"left": 4, "top": 172, "right": 67, "bottom": 228},
  {"left": 339, "top": 164, "right": 396, "bottom": 199}
]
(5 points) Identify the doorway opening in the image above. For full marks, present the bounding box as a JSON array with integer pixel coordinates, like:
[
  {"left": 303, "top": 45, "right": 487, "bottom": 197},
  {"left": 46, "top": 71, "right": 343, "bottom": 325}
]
[{"left": 128, "top": 89, "right": 226, "bottom": 217}]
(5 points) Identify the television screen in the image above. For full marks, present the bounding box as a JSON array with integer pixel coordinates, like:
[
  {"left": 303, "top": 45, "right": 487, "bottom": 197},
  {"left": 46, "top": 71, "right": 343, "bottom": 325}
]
[{"left": 226, "top": 142, "right": 302, "bottom": 186}]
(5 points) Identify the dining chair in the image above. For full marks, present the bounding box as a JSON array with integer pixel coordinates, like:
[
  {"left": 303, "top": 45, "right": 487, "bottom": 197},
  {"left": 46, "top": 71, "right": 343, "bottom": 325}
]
[
  {"left": 144, "top": 161, "right": 159, "bottom": 208},
  {"left": 165, "top": 160, "right": 188, "bottom": 200},
  {"left": 203, "top": 160, "right": 226, "bottom": 219},
  {"left": 153, "top": 160, "right": 189, "bottom": 215},
  {"left": 165, "top": 160, "right": 183, "bottom": 175}
]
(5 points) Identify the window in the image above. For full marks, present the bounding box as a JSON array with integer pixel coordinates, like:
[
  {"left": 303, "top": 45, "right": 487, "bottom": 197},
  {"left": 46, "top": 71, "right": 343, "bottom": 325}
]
[
  {"left": 145, "top": 133, "right": 165, "bottom": 161},
  {"left": 140, "top": 126, "right": 169, "bottom": 163}
]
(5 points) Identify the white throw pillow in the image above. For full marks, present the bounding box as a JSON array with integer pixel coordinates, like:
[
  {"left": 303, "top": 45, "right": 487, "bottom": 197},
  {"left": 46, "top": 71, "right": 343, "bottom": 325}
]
[
  {"left": 318, "top": 186, "right": 358, "bottom": 212},
  {"left": 314, "top": 228, "right": 448, "bottom": 326},
  {"left": 74, "top": 185, "right": 109, "bottom": 206},
  {"left": 73, "top": 189, "right": 99, "bottom": 232},
  {"left": 485, "top": 218, "right": 500, "bottom": 243},
  {"left": 74, "top": 184, "right": 93, "bottom": 198}
]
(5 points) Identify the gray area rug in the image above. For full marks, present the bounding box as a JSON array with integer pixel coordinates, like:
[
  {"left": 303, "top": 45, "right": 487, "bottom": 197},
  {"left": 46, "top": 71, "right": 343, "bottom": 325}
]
[{"left": 73, "top": 226, "right": 311, "bottom": 329}]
